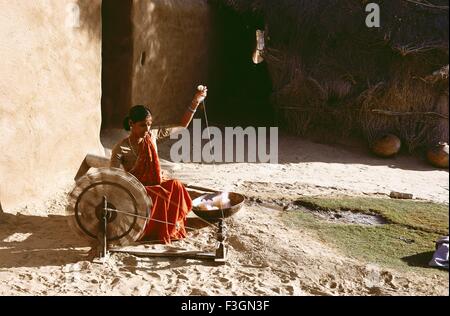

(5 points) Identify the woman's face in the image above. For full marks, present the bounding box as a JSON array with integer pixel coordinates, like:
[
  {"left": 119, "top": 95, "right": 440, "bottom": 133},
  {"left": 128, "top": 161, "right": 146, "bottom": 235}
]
[{"left": 130, "top": 115, "right": 153, "bottom": 138}]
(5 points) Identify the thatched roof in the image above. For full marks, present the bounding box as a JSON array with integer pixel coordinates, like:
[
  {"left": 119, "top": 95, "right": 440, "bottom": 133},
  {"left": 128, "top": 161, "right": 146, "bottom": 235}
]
[
  {"left": 215, "top": 0, "right": 448, "bottom": 52},
  {"left": 212, "top": 0, "right": 449, "bottom": 150}
]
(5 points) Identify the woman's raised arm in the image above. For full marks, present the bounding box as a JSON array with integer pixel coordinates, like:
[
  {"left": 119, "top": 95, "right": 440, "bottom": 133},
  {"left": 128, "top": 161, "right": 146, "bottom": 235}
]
[{"left": 180, "top": 85, "right": 208, "bottom": 128}]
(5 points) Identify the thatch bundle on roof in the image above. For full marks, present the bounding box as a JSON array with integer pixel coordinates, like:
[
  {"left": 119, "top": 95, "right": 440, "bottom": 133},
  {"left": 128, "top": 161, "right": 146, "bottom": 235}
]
[{"left": 212, "top": 0, "right": 449, "bottom": 151}]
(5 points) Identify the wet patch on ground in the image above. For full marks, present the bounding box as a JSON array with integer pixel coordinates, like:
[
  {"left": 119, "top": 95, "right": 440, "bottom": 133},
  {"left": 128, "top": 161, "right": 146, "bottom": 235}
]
[
  {"left": 245, "top": 196, "right": 387, "bottom": 226},
  {"left": 291, "top": 200, "right": 387, "bottom": 226}
]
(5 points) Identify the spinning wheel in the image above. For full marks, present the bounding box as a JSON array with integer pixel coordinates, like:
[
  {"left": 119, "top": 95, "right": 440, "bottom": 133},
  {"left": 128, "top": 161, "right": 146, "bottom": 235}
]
[{"left": 66, "top": 167, "right": 152, "bottom": 255}]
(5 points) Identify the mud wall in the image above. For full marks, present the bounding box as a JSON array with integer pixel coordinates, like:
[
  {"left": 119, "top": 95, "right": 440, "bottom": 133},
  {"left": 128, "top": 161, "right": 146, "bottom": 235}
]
[
  {"left": 131, "top": 0, "right": 212, "bottom": 127},
  {"left": 0, "top": 0, "right": 103, "bottom": 210}
]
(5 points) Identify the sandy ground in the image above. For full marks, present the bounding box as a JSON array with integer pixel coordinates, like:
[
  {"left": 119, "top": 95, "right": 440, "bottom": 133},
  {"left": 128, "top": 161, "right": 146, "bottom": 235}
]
[{"left": 0, "top": 130, "right": 448, "bottom": 296}]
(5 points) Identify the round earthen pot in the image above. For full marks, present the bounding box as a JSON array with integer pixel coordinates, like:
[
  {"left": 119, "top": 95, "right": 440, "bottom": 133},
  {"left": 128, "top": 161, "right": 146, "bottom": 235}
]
[
  {"left": 427, "top": 142, "right": 449, "bottom": 168},
  {"left": 371, "top": 134, "right": 401, "bottom": 158}
]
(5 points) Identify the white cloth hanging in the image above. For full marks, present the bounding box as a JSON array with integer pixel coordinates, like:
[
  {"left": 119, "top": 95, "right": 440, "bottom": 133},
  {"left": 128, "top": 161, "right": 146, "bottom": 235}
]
[{"left": 429, "top": 236, "right": 449, "bottom": 269}]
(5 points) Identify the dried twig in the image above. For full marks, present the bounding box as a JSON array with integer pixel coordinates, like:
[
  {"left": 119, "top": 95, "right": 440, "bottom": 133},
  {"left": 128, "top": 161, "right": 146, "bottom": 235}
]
[
  {"left": 393, "top": 42, "right": 445, "bottom": 56},
  {"left": 371, "top": 109, "right": 448, "bottom": 119},
  {"left": 403, "top": 0, "right": 449, "bottom": 10}
]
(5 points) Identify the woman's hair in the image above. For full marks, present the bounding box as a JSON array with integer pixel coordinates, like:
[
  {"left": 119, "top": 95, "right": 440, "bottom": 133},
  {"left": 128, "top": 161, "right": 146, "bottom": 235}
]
[{"left": 123, "top": 105, "right": 152, "bottom": 131}]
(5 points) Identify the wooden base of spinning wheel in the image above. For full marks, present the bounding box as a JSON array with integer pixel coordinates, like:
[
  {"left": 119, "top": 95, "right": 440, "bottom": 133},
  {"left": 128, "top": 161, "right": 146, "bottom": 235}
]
[{"left": 105, "top": 219, "right": 228, "bottom": 265}]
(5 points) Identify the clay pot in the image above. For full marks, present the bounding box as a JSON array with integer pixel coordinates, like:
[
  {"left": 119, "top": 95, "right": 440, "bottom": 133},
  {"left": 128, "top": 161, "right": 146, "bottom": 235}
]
[
  {"left": 371, "top": 134, "right": 401, "bottom": 158},
  {"left": 427, "top": 142, "right": 449, "bottom": 168}
]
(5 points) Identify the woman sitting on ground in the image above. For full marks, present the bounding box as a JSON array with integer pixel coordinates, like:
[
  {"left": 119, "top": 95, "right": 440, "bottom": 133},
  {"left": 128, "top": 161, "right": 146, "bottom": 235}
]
[{"left": 110, "top": 86, "right": 207, "bottom": 244}]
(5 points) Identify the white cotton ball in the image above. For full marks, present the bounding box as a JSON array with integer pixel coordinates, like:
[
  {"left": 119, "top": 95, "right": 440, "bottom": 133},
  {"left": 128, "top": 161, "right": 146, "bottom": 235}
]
[{"left": 199, "top": 203, "right": 209, "bottom": 211}]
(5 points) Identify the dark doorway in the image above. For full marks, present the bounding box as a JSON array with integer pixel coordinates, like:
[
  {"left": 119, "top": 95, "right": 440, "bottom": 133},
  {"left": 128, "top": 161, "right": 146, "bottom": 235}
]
[
  {"left": 101, "top": 0, "right": 134, "bottom": 131},
  {"left": 207, "top": 4, "right": 274, "bottom": 127}
]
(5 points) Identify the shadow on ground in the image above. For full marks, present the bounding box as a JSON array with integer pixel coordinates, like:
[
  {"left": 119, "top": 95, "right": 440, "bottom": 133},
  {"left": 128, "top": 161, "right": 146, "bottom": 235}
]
[
  {"left": 0, "top": 213, "right": 92, "bottom": 269},
  {"left": 401, "top": 251, "right": 435, "bottom": 268}
]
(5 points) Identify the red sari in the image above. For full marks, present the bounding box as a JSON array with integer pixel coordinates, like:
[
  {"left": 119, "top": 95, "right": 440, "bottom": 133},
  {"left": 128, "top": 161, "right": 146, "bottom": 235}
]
[{"left": 128, "top": 134, "right": 192, "bottom": 244}]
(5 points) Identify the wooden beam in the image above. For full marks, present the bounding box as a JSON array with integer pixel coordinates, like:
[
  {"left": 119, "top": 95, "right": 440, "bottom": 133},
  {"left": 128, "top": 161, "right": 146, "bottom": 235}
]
[{"left": 109, "top": 248, "right": 217, "bottom": 261}]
